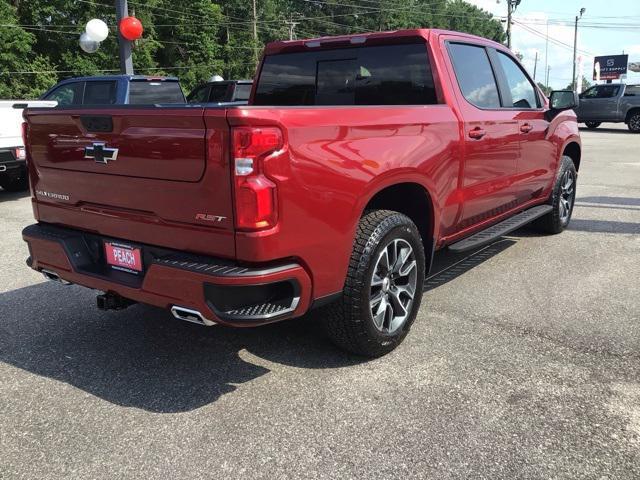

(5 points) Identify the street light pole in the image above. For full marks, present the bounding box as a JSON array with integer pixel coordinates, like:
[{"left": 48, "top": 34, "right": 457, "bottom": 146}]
[
  {"left": 115, "top": 0, "right": 134, "bottom": 75},
  {"left": 571, "top": 7, "right": 585, "bottom": 91}
]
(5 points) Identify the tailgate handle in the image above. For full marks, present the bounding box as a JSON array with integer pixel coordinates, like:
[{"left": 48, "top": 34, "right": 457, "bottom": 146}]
[{"left": 81, "top": 115, "right": 113, "bottom": 133}]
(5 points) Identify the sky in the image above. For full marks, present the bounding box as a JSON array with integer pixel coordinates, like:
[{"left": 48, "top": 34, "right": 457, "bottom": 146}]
[{"left": 467, "top": 0, "right": 640, "bottom": 89}]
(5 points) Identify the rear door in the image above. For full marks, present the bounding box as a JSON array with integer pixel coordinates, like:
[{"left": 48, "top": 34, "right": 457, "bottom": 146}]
[{"left": 445, "top": 41, "right": 521, "bottom": 229}]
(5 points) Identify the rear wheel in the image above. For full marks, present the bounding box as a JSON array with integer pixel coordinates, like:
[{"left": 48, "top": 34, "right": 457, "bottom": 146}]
[
  {"left": 323, "top": 210, "right": 425, "bottom": 357},
  {"left": 628, "top": 112, "right": 640, "bottom": 133},
  {"left": 585, "top": 121, "right": 601, "bottom": 129},
  {"left": 532, "top": 155, "right": 577, "bottom": 234}
]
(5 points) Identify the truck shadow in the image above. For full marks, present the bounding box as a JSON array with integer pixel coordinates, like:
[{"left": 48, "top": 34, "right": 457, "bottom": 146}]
[
  {"left": 0, "top": 239, "right": 517, "bottom": 414},
  {"left": 0, "top": 188, "right": 30, "bottom": 201},
  {"left": 0, "top": 282, "right": 361, "bottom": 413}
]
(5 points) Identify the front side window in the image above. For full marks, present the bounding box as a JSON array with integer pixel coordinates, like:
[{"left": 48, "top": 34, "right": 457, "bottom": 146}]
[
  {"left": 448, "top": 43, "right": 501, "bottom": 109},
  {"left": 581, "top": 85, "right": 620, "bottom": 99},
  {"left": 253, "top": 43, "right": 438, "bottom": 106},
  {"left": 496, "top": 52, "right": 538, "bottom": 109},
  {"left": 44, "top": 82, "right": 84, "bottom": 106}
]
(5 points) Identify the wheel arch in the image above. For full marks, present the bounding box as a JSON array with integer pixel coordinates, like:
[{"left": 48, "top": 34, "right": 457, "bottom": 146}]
[
  {"left": 625, "top": 107, "right": 640, "bottom": 124},
  {"left": 360, "top": 181, "right": 437, "bottom": 270},
  {"left": 562, "top": 141, "right": 581, "bottom": 172}
]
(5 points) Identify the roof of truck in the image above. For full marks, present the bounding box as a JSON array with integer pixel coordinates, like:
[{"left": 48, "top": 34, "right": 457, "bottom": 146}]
[
  {"left": 263, "top": 28, "right": 506, "bottom": 56},
  {"left": 54, "top": 75, "right": 180, "bottom": 83}
]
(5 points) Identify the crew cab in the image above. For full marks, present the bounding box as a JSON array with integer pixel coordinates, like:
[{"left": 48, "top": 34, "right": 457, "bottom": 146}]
[
  {"left": 40, "top": 75, "right": 186, "bottom": 106},
  {"left": 575, "top": 83, "right": 640, "bottom": 132},
  {"left": 22, "top": 29, "right": 581, "bottom": 357}
]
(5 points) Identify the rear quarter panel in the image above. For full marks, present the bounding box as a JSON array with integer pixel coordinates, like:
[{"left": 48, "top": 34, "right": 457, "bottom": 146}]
[{"left": 227, "top": 105, "right": 460, "bottom": 298}]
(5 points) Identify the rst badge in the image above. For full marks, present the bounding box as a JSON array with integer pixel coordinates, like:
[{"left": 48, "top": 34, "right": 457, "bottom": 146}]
[{"left": 84, "top": 142, "right": 118, "bottom": 164}]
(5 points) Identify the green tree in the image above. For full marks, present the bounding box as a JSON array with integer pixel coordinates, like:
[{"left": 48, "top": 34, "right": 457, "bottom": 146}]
[{"left": 0, "top": 1, "right": 50, "bottom": 98}]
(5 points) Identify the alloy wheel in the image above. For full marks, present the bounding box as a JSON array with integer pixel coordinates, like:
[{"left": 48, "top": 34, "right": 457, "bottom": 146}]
[
  {"left": 559, "top": 169, "right": 575, "bottom": 223},
  {"left": 369, "top": 238, "right": 418, "bottom": 334}
]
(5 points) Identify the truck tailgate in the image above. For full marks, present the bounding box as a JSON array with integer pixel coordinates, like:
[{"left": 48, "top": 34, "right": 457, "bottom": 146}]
[{"left": 24, "top": 106, "right": 236, "bottom": 258}]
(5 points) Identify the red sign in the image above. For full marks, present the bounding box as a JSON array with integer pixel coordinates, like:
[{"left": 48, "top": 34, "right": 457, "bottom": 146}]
[{"left": 104, "top": 242, "right": 143, "bottom": 273}]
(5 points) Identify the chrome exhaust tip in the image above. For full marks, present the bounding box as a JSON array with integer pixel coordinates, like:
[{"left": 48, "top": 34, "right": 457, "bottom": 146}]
[
  {"left": 170, "top": 306, "right": 216, "bottom": 326},
  {"left": 41, "top": 269, "right": 72, "bottom": 285}
]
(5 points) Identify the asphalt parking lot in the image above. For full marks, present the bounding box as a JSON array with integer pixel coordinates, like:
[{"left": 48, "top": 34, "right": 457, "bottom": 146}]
[{"left": 1, "top": 124, "right": 639, "bottom": 479}]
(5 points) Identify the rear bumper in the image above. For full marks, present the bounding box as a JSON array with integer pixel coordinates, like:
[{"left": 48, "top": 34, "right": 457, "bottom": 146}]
[
  {"left": 22, "top": 223, "right": 312, "bottom": 326},
  {"left": 0, "top": 149, "right": 26, "bottom": 178}
]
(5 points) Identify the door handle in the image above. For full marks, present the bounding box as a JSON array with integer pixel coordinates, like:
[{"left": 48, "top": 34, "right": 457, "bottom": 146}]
[
  {"left": 520, "top": 123, "right": 533, "bottom": 133},
  {"left": 468, "top": 127, "right": 486, "bottom": 139}
]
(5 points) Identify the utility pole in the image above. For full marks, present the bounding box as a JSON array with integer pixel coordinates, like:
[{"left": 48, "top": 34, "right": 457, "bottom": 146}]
[
  {"left": 533, "top": 51, "right": 538, "bottom": 81},
  {"left": 506, "top": 0, "right": 521, "bottom": 49},
  {"left": 572, "top": 7, "right": 586, "bottom": 91},
  {"left": 546, "top": 65, "right": 551, "bottom": 89},
  {"left": 252, "top": 0, "right": 258, "bottom": 66},
  {"left": 544, "top": 21, "right": 549, "bottom": 88},
  {"left": 115, "top": 0, "right": 134, "bottom": 74},
  {"left": 284, "top": 15, "right": 300, "bottom": 41}
]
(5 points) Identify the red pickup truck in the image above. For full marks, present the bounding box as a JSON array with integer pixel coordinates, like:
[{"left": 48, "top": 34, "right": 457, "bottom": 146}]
[{"left": 22, "top": 29, "right": 581, "bottom": 357}]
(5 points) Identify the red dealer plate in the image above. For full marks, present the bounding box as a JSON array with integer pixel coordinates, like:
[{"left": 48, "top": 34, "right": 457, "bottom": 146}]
[{"left": 104, "top": 242, "right": 143, "bottom": 273}]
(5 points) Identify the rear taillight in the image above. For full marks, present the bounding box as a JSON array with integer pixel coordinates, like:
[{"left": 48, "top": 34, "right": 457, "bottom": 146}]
[
  {"left": 232, "top": 126, "right": 283, "bottom": 231},
  {"left": 21, "top": 122, "right": 28, "bottom": 149},
  {"left": 14, "top": 147, "right": 26, "bottom": 160}
]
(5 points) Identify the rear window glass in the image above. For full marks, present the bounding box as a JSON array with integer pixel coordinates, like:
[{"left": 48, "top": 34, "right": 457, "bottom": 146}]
[
  {"left": 187, "top": 85, "right": 210, "bottom": 103},
  {"left": 624, "top": 85, "right": 640, "bottom": 96},
  {"left": 209, "top": 84, "right": 230, "bottom": 102},
  {"left": 128, "top": 81, "right": 185, "bottom": 104},
  {"left": 83, "top": 81, "right": 117, "bottom": 105},
  {"left": 234, "top": 83, "right": 252, "bottom": 101},
  {"left": 254, "top": 43, "right": 437, "bottom": 106}
]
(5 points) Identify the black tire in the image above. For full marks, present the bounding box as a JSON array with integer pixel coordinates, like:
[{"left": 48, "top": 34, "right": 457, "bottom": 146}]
[
  {"left": 0, "top": 175, "right": 29, "bottom": 192},
  {"left": 628, "top": 112, "right": 640, "bottom": 133},
  {"left": 323, "top": 210, "right": 425, "bottom": 357},
  {"left": 532, "top": 155, "right": 577, "bottom": 234},
  {"left": 585, "top": 121, "right": 601, "bottom": 129}
]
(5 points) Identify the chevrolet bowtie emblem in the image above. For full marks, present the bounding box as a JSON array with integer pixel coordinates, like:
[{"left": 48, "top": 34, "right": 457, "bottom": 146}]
[{"left": 84, "top": 142, "right": 118, "bottom": 164}]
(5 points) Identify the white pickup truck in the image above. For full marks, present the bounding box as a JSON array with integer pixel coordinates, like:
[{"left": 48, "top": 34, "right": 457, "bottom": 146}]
[{"left": 0, "top": 100, "right": 56, "bottom": 191}]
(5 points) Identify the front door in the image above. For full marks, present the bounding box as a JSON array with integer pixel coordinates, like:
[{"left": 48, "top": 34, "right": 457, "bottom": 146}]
[
  {"left": 578, "top": 84, "right": 621, "bottom": 121},
  {"left": 493, "top": 50, "right": 554, "bottom": 200}
]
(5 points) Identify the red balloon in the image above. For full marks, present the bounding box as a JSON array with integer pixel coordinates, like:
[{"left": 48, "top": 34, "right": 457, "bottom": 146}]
[{"left": 119, "top": 16, "right": 143, "bottom": 41}]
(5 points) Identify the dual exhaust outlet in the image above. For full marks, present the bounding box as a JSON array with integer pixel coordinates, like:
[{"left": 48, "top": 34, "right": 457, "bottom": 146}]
[
  {"left": 41, "top": 268, "right": 214, "bottom": 326},
  {"left": 170, "top": 306, "right": 216, "bottom": 326}
]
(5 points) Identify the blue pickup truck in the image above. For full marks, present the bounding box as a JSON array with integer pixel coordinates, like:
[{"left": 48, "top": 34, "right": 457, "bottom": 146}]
[{"left": 40, "top": 75, "right": 186, "bottom": 106}]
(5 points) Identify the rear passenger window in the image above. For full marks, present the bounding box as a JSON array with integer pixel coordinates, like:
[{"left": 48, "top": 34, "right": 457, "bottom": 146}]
[
  {"left": 448, "top": 43, "right": 501, "bottom": 109},
  {"left": 496, "top": 52, "right": 539, "bottom": 109},
  {"left": 83, "top": 81, "right": 117, "bottom": 105},
  {"left": 254, "top": 43, "right": 437, "bottom": 106}
]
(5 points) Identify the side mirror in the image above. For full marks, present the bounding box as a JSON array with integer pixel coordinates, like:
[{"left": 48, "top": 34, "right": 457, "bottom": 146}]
[
  {"left": 546, "top": 90, "right": 579, "bottom": 121},
  {"left": 549, "top": 90, "right": 578, "bottom": 110}
]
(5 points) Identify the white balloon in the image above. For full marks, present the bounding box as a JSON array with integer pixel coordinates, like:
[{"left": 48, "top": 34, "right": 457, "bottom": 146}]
[
  {"left": 85, "top": 18, "right": 109, "bottom": 42},
  {"left": 79, "top": 32, "right": 100, "bottom": 53}
]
